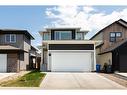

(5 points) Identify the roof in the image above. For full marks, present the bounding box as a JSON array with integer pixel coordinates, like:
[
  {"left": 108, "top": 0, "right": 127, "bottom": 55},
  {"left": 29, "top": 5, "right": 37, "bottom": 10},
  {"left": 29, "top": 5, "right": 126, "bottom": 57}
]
[
  {"left": 98, "top": 38, "right": 127, "bottom": 54},
  {"left": 0, "top": 29, "right": 34, "bottom": 39},
  {"left": 0, "top": 45, "right": 23, "bottom": 51},
  {"left": 46, "top": 27, "right": 81, "bottom": 30},
  {"left": 90, "top": 19, "right": 127, "bottom": 40},
  {"left": 39, "top": 27, "right": 89, "bottom": 36}
]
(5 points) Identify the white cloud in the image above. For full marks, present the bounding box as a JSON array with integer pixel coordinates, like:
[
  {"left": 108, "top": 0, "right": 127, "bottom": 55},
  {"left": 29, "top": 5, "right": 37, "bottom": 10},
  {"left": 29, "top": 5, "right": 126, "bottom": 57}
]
[
  {"left": 83, "top": 6, "right": 96, "bottom": 13},
  {"left": 44, "top": 6, "right": 127, "bottom": 39}
]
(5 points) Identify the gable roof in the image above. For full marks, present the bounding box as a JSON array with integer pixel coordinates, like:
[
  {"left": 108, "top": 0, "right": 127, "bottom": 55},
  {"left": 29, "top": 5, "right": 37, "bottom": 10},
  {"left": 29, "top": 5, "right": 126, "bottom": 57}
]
[
  {"left": 0, "top": 29, "right": 34, "bottom": 39},
  {"left": 90, "top": 19, "right": 127, "bottom": 40}
]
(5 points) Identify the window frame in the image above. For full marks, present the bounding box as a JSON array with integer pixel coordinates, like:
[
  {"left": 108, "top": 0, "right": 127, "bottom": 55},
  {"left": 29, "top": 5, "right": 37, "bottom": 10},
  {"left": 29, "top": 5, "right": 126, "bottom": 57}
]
[
  {"left": 54, "top": 31, "right": 72, "bottom": 40},
  {"left": 5, "top": 34, "right": 16, "bottom": 43},
  {"left": 116, "top": 32, "right": 122, "bottom": 37},
  {"left": 109, "top": 32, "right": 122, "bottom": 42}
]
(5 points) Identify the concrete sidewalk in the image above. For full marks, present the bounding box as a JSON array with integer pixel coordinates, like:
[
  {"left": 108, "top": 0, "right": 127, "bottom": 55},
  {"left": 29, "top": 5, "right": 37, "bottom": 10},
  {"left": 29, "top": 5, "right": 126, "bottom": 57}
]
[
  {"left": 0, "top": 73, "right": 16, "bottom": 80},
  {"left": 116, "top": 73, "right": 127, "bottom": 78},
  {"left": 40, "top": 72, "right": 126, "bottom": 89}
]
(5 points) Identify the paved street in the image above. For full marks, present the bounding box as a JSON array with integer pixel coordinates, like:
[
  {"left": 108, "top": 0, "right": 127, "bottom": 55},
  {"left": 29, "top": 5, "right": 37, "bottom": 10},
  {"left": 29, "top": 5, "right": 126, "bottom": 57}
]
[{"left": 40, "top": 72, "right": 126, "bottom": 89}]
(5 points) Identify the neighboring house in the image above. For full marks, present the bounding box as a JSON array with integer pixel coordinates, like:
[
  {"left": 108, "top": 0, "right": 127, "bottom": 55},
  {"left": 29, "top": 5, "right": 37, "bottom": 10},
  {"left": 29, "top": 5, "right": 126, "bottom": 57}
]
[
  {"left": 30, "top": 46, "right": 41, "bottom": 70},
  {"left": 0, "top": 29, "right": 34, "bottom": 72},
  {"left": 39, "top": 27, "right": 96, "bottom": 72},
  {"left": 90, "top": 19, "right": 127, "bottom": 72}
]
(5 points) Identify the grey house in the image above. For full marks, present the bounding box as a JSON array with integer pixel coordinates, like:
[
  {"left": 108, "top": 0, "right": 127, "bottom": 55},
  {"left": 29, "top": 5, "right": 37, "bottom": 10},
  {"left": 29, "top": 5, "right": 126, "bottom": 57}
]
[
  {"left": 39, "top": 27, "right": 96, "bottom": 72},
  {"left": 0, "top": 29, "right": 34, "bottom": 72}
]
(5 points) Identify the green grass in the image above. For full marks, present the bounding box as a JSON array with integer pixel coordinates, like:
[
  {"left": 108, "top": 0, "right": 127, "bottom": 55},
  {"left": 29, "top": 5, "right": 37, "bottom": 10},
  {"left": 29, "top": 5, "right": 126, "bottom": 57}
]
[{"left": 0, "top": 70, "right": 46, "bottom": 87}]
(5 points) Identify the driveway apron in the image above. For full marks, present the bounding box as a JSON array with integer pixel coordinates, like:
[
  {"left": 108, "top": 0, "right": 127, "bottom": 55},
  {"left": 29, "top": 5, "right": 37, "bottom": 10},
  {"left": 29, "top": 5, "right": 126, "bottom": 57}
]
[{"left": 40, "top": 72, "right": 126, "bottom": 89}]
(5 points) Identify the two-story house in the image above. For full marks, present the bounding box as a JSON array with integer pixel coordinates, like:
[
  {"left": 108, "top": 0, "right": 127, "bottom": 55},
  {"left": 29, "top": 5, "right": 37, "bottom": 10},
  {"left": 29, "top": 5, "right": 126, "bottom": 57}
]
[
  {"left": 0, "top": 29, "right": 34, "bottom": 72},
  {"left": 39, "top": 27, "right": 96, "bottom": 72},
  {"left": 90, "top": 19, "right": 127, "bottom": 72}
]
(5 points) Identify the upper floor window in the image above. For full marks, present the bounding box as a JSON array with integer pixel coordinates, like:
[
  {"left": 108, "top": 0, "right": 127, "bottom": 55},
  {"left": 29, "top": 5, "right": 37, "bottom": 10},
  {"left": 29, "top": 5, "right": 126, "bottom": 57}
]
[
  {"left": 110, "top": 32, "right": 122, "bottom": 42},
  {"left": 43, "top": 32, "right": 51, "bottom": 40},
  {"left": 76, "top": 32, "right": 85, "bottom": 40},
  {"left": 5, "top": 34, "right": 16, "bottom": 43},
  {"left": 54, "top": 31, "right": 72, "bottom": 40}
]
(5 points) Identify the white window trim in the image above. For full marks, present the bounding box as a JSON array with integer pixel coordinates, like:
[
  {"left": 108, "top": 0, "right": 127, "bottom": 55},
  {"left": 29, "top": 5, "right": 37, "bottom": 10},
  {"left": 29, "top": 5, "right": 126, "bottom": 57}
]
[{"left": 5, "top": 34, "right": 16, "bottom": 43}]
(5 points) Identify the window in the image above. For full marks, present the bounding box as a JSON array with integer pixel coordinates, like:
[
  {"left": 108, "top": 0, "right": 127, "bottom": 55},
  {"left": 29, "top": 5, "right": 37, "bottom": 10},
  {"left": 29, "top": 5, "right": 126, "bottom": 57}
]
[
  {"left": 110, "top": 32, "right": 122, "bottom": 42},
  {"left": 116, "top": 32, "right": 122, "bottom": 37},
  {"left": 5, "top": 34, "right": 16, "bottom": 43},
  {"left": 54, "top": 31, "right": 72, "bottom": 40},
  {"left": 76, "top": 32, "right": 85, "bottom": 40},
  {"left": 43, "top": 33, "right": 51, "bottom": 40},
  {"left": 110, "top": 32, "right": 115, "bottom": 37}
]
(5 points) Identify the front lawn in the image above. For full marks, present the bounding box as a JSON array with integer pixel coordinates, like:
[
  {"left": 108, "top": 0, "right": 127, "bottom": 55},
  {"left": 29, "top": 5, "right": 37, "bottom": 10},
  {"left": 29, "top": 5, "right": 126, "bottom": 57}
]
[{"left": 0, "top": 70, "right": 46, "bottom": 87}]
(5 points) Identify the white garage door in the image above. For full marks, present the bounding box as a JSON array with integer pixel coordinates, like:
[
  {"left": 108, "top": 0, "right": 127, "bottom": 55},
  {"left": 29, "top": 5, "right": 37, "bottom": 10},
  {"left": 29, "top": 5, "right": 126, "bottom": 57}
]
[
  {"left": 51, "top": 51, "right": 92, "bottom": 72},
  {"left": 0, "top": 54, "right": 7, "bottom": 72}
]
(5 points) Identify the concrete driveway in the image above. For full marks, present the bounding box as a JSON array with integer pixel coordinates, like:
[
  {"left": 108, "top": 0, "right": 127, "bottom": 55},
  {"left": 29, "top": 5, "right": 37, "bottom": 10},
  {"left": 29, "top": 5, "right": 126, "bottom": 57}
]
[
  {"left": 40, "top": 72, "right": 126, "bottom": 89},
  {"left": 0, "top": 73, "right": 16, "bottom": 80}
]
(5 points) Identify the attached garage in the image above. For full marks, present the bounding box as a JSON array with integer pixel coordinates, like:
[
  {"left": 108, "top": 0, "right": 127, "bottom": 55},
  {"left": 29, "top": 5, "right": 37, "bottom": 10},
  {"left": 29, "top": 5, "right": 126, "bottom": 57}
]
[
  {"left": 0, "top": 54, "right": 7, "bottom": 72},
  {"left": 45, "top": 43, "right": 96, "bottom": 72},
  {"left": 50, "top": 51, "right": 92, "bottom": 71}
]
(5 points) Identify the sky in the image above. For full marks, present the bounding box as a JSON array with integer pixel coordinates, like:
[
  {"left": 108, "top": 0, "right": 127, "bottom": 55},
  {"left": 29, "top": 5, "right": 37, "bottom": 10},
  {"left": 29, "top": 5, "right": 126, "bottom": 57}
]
[{"left": 0, "top": 6, "right": 127, "bottom": 47}]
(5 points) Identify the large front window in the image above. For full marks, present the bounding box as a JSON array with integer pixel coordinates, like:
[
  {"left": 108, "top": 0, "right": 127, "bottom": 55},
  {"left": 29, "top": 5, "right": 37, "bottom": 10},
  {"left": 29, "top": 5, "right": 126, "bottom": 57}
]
[{"left": 54, "top": 31, "right": 72, "bottom": 40}]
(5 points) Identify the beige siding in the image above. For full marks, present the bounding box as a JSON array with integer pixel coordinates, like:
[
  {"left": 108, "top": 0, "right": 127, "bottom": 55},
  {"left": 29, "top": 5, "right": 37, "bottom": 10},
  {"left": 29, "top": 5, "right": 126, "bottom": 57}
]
[
  {"left": 99, "top": 52, "right": 112, "bottom": 69},
  {"left": 96, "top": 48, "right": 101, "bottom": 64},
  {"left": 19, "top": 52, "right": 29, "bottom": 71},
  {"left": 44, "top": 50, "right": 48, "bottom": 64},
  {"left": 24, "top": 35, "right": 31, "bottom": 52},
  {"left": 91, "top": 32, "right": 103, "bottom": 41},
  {"left": 19, "top": 53, "right": 26, "bottom": 71}
]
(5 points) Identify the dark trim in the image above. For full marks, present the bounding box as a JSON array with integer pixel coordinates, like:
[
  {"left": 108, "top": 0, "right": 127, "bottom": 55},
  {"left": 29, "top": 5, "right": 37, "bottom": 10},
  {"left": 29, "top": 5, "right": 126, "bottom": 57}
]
[
  {"left": 51, "top": 29, "right": 76, "bottom": 40},
  {"left": 0, "top": 29, "right": 34, "bottom": 39},
  {"left": 49, "top": 44, "right": 94, "bottom": 50},
  {"left": 51, "top": 30, "right": 54, "bottom": 40},
  {"left": 72, "top": 30, "right": 75, "bottom": 39}
]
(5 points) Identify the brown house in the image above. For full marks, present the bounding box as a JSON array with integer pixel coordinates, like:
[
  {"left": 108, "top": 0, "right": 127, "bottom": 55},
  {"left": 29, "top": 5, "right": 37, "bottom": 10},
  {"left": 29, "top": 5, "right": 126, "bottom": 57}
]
[
  {"left": 90, "top": 19, "right": 127, "bottom": 72},
  {"left": 0, "top": 29, "right": 34, "bottom": 72}
]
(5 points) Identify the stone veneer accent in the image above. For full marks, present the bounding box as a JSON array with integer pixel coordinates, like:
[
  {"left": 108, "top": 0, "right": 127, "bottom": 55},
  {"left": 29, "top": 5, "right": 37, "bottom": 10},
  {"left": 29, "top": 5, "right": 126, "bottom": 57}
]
[{"left": 7, "top": 53, "right": 18, "bottom": 72}]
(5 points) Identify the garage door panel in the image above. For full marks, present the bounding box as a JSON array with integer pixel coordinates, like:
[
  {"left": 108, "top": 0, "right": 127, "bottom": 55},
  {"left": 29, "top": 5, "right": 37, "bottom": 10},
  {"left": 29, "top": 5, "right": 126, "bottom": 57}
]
[
  {"left": 0, "top": 54, "right": 7, "bottom": 72},
  {"left": 51, "top": 52, "right": 91, "bottom": 72}
]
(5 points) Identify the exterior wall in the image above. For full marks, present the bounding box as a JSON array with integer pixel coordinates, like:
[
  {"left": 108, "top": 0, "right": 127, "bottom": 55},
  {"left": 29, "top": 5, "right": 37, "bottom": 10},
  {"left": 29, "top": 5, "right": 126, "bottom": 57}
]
[
  {"left": 24, "top": 52, "right": 29, "bottom": 70},
  {"left": 24, "top": 35, "right": 31, "bottom": 52},
  {"left": 0, "top": 34, "right": 24, "bottom": 49},
  {"left": 19, "top": 52, "right": 29, "bottom": 71},
  {"left": 44, "top": 50, "right": 48, "bottom": 64},
  {"left": 102, "top": 23, "right": 127, "bottom": 50},
  {"left": 99, "top": 52, "right": 112, "bottom": 69},
  {"left": 7, "top": 53, "right": 19, "bottom": 72},
  {"left": 95, "top": 48, "right": 101, "bottom": 64},
  {"left": 19, "top": 52, "right": 26, "bottom": 71},
  {"left": 91, "top": 32, "right": 103, "bottom": 41}
]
